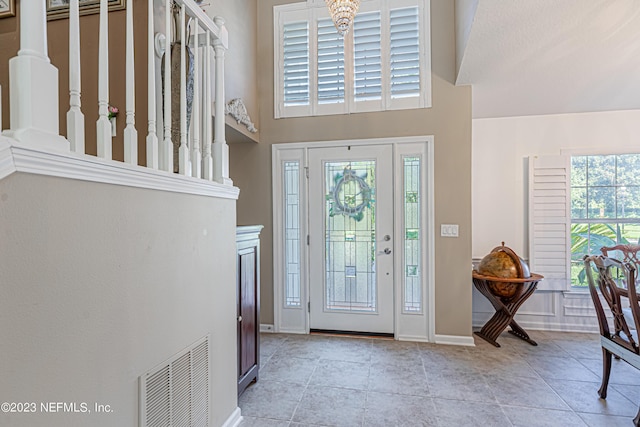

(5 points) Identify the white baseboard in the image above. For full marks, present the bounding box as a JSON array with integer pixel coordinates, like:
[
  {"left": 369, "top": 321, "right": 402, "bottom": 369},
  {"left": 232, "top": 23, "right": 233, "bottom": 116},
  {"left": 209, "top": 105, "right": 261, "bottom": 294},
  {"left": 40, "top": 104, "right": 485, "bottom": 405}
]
[
  {"left": 260, "top": 324, "right": 275, "bottom": 333},
  {"left": 397, "top": 335, "right": 430, "bottom": 343},
  {"left": 221, "top": 407, "right": 242, "bottom": 427},
  {"left": 435, "top": 334, "right": 476, "bottom": 347},
  {"left": 472, "top": 315, "right": 600, "bottom": 334}
]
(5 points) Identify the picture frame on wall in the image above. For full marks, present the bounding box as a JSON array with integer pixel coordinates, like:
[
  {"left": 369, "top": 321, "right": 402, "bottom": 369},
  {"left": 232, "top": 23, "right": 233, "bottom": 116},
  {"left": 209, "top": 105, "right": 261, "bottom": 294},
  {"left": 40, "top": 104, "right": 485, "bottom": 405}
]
[
  {"left": 0, "top": 0, "right": 16, "bottom": 19},
  {"left": 47, "top": 0, "right": 126, "bottom": 21}
]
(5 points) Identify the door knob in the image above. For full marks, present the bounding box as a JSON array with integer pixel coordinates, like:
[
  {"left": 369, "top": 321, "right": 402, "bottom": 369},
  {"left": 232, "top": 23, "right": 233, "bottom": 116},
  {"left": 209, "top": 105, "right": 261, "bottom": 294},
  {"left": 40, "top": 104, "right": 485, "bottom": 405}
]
[
  {"left": 238, "top": 316, "right": 243, "bottom": 322},
  {"left": 384, "top": 248, "right": 392, "bottom": 255},
  {"left": 384, "top": 235, "right": 391, "bottom": 241}
]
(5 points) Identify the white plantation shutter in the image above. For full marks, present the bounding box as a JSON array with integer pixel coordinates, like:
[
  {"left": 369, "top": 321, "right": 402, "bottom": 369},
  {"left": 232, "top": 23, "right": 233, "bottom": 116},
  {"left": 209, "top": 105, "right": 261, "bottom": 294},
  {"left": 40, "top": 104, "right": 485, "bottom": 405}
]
[
  {"left": 354, "top": 11, "right": 382, "bottom": 101},
  {"left": 528, "top": 155, "right": 571, "bottom": 291},
  {"left": 283, "top": 21, "right": 310, "bottom": 106},
  {"left": 389, "top": 6, "right": 420, "bottom": 98},
  {"left": 274, "top": 0, "right": 430, "bottom": 117},
  {"left": 317, "top": 18, "right": 345, "bottom": 104}
]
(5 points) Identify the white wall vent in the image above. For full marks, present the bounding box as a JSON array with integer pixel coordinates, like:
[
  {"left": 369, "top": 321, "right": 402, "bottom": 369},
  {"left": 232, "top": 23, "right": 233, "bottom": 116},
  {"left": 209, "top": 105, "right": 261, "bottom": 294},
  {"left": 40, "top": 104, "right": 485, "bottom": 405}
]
[{"left": 140, "top": 336, "right": 209, "bottom": 427}]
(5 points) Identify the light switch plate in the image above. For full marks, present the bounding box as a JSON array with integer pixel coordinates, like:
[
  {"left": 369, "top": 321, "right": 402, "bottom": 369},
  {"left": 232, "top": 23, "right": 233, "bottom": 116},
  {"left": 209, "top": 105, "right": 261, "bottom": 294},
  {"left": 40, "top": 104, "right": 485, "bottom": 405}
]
[{"left": 441, "top": 224, "right": 459, "bottom": 237}]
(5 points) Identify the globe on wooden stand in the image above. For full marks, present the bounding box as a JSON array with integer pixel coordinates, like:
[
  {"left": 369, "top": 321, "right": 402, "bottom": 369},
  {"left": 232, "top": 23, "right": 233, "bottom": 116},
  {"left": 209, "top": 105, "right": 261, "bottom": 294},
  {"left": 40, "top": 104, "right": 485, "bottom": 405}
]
[{"left": 473, "top": 243, "right": 544, "bottom": 347}]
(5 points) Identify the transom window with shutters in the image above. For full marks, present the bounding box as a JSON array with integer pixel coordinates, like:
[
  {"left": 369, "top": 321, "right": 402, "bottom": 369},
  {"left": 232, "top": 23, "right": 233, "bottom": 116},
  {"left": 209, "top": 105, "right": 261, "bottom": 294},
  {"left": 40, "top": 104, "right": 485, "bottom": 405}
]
[{"left": 274, "top": 0, "right": 431, "bottom": 119}]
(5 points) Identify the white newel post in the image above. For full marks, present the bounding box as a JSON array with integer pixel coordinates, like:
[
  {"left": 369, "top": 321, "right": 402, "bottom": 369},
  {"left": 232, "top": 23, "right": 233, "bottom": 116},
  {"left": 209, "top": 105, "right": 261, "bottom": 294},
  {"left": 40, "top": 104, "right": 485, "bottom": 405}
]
[
  {"left": 7, "top": 0, "right": 69, "bottom": 151},
  {"left": 146, "top": 0, "right": 158, "bottom": 169},
  {"left": 212, "top": 16, "right": 231, "bottom": 185},
  {"left": 67, "top": 0, "right": 85, "bottom": 154},
  {"left": 123, "top": 0, "right": 138, "bottom": 165},
  {"left": 96, "top": 0, "right": 112, "bottom": 159}
]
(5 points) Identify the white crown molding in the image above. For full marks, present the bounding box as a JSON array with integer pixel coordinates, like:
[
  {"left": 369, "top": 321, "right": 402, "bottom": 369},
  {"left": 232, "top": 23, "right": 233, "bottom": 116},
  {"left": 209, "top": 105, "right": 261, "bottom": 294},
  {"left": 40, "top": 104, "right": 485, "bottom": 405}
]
[
  {"left": 0, "top": 138, "right": 16, "bottom": 181},
  {"left": 0, "top": 138, "right": 239, "bottom": 200}
]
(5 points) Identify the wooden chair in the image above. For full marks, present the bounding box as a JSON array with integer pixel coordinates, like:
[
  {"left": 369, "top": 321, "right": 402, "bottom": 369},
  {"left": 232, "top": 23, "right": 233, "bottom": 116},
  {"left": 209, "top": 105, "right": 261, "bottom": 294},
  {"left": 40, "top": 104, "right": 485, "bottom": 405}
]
[
  {"left": 601, "top": 244, "right": 640, "bottom": 281},
  {"left": 601, "top": 244, "right": 640, "bottom": 328},
  {"left": 584, "top": 255, "right": 640, "bottom": 426}
]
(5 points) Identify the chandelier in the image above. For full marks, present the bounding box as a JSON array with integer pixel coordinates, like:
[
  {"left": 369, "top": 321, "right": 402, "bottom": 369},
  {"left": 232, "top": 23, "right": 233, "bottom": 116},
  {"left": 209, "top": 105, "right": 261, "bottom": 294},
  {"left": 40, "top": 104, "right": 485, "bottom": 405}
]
[{"left": 325, "top": 0, "right": 361, "bottom": 36}]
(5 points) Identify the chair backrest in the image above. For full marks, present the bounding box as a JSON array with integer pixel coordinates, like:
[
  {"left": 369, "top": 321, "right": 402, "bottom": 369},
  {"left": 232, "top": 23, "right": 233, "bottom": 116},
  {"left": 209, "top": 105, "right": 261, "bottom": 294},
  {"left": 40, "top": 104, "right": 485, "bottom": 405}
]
[
  {"left": 584, "top": 255, "right": 640, "bottom": 355},
  {"left": 601, "top": 244, "right": 640, "bottom": 282}
]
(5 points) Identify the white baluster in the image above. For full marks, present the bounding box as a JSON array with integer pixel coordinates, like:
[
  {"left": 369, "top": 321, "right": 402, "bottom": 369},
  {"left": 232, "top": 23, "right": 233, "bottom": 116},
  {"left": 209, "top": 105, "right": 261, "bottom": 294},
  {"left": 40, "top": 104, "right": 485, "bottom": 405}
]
[
  {"left": 146, "top": 0, "right": 158, "bottom": 169},
  {"left": 162, "top": 0, "right": 172, "bottom": 172},
  {"left": 123, "top": 0, "right": 137, "bottom": 165},
  {"left": 191, "top": 19, "right": 201, "bottom": 179},
  {"left": 213, "top": 16, "right": 231, "bottom": 185},
  {"left": 178, "top": 4, "right": 188, "bottom": 175},
  {"left": 7, "top": 0, "right": 68, "bottom": 151},
  {"left": 96, "top": 0, "right": 111, "bottom": 159},
  {"left": 202, "top": 30, "right": 213, "bottom": 181},
  {"left": 67, "top": 0, "right": 85, "bottom": 154}
]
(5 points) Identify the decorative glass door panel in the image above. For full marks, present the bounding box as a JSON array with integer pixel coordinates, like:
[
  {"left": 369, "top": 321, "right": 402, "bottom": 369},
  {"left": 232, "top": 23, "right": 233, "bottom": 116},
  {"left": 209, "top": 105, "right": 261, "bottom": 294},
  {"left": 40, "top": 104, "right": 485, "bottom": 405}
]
[
  {"left": 309, "top": 145, "right": 394, "bottom": 333},
  {"left": 325, "top": 160, "right": 377, "bottom": 312}
]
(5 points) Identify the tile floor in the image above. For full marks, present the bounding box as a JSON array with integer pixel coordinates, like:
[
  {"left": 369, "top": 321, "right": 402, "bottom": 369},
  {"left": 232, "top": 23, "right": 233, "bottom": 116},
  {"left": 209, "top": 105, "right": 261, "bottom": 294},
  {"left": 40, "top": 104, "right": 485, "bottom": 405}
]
[{"left": 238, "top": 331, "right": 640, "bottom": 427}]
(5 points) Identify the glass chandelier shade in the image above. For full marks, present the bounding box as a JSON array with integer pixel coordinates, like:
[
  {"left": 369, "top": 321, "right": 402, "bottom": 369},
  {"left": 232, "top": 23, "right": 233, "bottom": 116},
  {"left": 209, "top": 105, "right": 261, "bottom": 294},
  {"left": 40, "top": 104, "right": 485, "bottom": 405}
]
[{"left": 325, "top": 0, "right": 361, "bottom": 36}]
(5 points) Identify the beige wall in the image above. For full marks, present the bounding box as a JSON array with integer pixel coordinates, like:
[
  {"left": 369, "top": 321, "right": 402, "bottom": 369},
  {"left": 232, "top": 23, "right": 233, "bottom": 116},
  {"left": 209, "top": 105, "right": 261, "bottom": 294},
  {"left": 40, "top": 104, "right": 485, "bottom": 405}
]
[
  {"left": 0, "top": 173, "right": 238, "bottom": 427},
  {"left": 230, "top": 0, "right": 473, "bottom": 337}
]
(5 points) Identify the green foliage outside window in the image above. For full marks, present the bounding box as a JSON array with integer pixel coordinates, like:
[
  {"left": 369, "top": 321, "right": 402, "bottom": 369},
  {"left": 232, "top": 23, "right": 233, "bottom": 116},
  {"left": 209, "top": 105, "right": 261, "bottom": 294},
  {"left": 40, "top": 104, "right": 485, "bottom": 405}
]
[{"left": 570, "top": 154, "right": 640, "bottom": 287}]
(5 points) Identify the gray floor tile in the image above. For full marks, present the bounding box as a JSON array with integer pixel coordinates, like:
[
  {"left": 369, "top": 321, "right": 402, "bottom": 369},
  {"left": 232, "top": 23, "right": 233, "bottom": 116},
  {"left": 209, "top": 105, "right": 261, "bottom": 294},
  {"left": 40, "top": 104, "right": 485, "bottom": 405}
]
[
  {"left": 309, "top": 359, "right": 370, "bottom": 390},
  {"left": 487, "top": 375, "right": 570, "bottom": 410},
  {"left": 578, "top": 356, "right": 640, "bottom": 386},
  {"left": 259, "top": 356, "right": 319, "bottom": 384},
  {"left": 238, "top": 332, "right": 640, "bottom": 427},
  {"left": 427, "top": 368, "right": 496, "bottom": 403},
  {"left": 292, "top": 386, "right": 366, "bottom": 427},
  {"left": 547, "top": 378, "right": 640, "bottom": 417},
  {"left": 364, "top": 391, "right": 437, "bottom": 426},
  {"left": 525, "top": 355, "right": 601, "bottom": 382},
  {"left": 238, "top": 380, "right": 305, "bottom": 421},
  {"left": 577, "top": 412, "right": 637, "bottom": 427},
  {"left": 501, "top": 406, "right": 587, "bottom": 427},
  {"left": 369, "top": 361, "right": 429, "bottom": 396},
  {"left": 433, "top": 398, "right": 512, "bottom": 427},
  {"left": 238, "top": 416, "right": 291, "bottom": 426}
]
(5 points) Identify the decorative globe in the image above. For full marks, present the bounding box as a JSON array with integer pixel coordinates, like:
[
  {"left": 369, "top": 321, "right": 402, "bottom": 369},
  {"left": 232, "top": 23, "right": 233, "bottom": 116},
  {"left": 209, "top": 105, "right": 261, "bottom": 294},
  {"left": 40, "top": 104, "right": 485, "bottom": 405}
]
[{"left": 477, "top": 243, "right": 530, "bottom": 299}]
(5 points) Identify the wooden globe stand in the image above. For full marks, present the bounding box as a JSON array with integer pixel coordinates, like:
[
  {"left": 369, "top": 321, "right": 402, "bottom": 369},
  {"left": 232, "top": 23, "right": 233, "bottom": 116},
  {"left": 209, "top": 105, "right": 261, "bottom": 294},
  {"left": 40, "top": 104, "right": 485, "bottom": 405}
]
[{"left": 473, "top": 272, "right": 544, "bottom": 347}]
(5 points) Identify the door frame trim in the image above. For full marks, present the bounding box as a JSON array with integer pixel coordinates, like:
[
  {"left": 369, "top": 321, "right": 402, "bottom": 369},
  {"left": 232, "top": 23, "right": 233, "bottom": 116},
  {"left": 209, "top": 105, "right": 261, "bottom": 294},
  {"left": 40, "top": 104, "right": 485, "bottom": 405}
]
[{"left": 272, "top": 136, "right": 435, "bottom": 342}]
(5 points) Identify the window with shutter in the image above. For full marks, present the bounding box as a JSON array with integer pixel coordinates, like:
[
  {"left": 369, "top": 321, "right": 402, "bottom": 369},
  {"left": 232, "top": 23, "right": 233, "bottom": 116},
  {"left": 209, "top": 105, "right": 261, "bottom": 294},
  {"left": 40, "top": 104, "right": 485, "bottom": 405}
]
[
  {"left": 274, "top": 0, "right": 431, "bottom": 118},
  {"left": 528, "top": 156, "right": 571, "bottom": 291},
  {"left": 390, "top": 7, "right": 420, "bottom": 99},
  {"left": 317, "top": 18, "right": 345, "bottom": 104},
  {"left": 354, "top": 11, "right": 382, "bottom": 102},
  {"left": 283, "top": 21, "right": 310, "bottom": 107}
]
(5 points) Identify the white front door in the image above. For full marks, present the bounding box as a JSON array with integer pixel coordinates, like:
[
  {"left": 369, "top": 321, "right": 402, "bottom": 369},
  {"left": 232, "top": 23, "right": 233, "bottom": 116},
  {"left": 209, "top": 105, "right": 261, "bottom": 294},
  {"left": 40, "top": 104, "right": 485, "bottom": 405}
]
[{"left": 308, "top": 145, "right": 394, "bottom": 334}]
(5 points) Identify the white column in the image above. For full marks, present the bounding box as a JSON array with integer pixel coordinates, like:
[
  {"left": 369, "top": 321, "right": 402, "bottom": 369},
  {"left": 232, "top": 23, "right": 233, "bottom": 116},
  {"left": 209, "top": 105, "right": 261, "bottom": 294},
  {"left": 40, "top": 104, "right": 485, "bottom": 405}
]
[
  {"left": 7, "top": 0, "right": 69, "bottom": 151},
  {"left": 178, "top": 4, "right": 189, "bottom": 175},
  {"left": 146, "top": 0, "right": 159, "bottom": 169},
  {"left": 67, "top": 0, "right": 85, "bottom": 154},
  {"left": 123, "top": 0, "right": 137, "bottom": 165},
  {"left": 202, "top": 31, "right": 213, "bottom": 181},
  {"left": 162, "top": 0, "right": 173, "bottom": 172},
  {"left": 212, "top": 16, "right": 232, "bottom": 186},
  {"left": 190, "top": 19, "right": 202, "bottom": 179},
  {"left": 96, "top": 0, "right": 112, "bottom": 159}
]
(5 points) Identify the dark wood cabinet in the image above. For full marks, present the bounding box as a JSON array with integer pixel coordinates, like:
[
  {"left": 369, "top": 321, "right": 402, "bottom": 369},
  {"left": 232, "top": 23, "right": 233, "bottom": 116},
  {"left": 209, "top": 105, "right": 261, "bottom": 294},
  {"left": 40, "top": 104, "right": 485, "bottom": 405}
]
[{"left": 236, "top": 225, "right": 263, "bottom": 396}]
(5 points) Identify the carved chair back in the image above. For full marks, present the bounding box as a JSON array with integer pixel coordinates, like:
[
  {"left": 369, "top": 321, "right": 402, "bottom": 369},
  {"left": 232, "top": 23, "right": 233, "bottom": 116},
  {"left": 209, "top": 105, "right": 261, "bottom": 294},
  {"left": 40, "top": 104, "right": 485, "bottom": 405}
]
[
  {"left": 601, "top": 244, "right": 640, "bottom": 288},
  {"left": 584, "top": 255, "right": 640, "bottom": 354}
]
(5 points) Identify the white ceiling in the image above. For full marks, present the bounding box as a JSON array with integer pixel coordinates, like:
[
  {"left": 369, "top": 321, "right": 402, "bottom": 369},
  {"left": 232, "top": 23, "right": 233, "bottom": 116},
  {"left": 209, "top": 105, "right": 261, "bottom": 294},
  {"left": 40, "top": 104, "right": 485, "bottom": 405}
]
[{"left": 456, "top": 0, "right": 640, "bottom": 119}]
